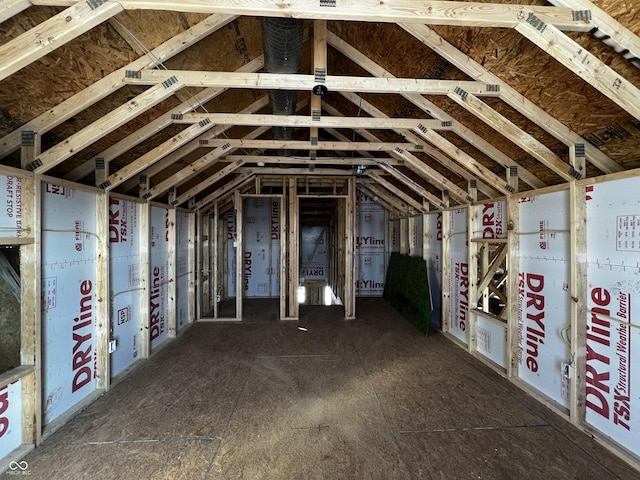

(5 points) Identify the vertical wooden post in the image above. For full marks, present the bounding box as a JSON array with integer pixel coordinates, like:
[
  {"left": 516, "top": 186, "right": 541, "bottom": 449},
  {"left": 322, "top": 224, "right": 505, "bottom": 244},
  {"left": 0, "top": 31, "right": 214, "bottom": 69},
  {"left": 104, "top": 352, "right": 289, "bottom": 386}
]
[
  {"left": 506, "top": 194, "right": 520, "bottom": 378},
  {"left": 569, "top": 180, "right": 587, "bottom": 424},
  {"left": 213, "top": 205, "right": 219, "bottom": 319},
  {"left": 20, "top": 131, "right": 40, "bottom": 170},
  {"left": 441, "top": 208, "right": 451, "bottom": 334},
  {"left": 345, "top": 176, "right": 356, "bottom": 319},
  {"left": 235, "top": 191, "right": 243, "bottom": 321},
  {"left": 195, "top": 210, "right": 203, "bottom": 320},
  {"left": 288, "top": 178, "right": 299, "bottom": 319},
  {"left": 279, "top": 193, "right": 287, "bottom": 320},
  {"left": 95, "top": 190, "right": 110, "bottom": 390},
  {"left": 139, "top": 202, "right": 150, "bottom": 360},
  {"left": 468, "top": 185, "right": 479, "bottom": 354},
  {"left": 310, "top": 19, "right": 327, "bottom": 160},
  {"left": 19, "top": 170, "right": 41, "bottom": 446},
  {"left": 422, "top": 200, "right": 429, "bottom": 262},
  {"left": 167, "top": 206, "right": 177, "bottom": 337},
  {"left": 188, "top": 210, "right": 195, "bottom": 324},
  {"left": 569, "top": 144, "right": 586, "bottom": 181}
]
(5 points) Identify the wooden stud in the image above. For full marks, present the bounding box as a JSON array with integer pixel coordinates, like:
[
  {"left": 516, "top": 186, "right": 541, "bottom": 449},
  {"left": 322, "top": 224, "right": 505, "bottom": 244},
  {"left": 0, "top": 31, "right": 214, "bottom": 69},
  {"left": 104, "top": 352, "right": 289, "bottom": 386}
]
[
  {"left": 95, "top": 190, "right": 110, "bottom": 390},
  {"left": 311, "top": 19, "right": 327, "bottom": 159},
  {"left": 167, "top": 207, "right": 177, "bottom": 337},
  {"left": 0, "top": 0, "right": 31, "bottom": 23},
  {"left": 279, "top": 193, "right": 287, "bottom": 320},
  {"left": 569, "top": 181, "right": 587, "bottom": 424},
  {"left": 19, "top": 172, "right": 41, "bottom": 446},
  {"left": 138, "top": 201, "right": 150, "bottom": 360},
  {"left": 234, "top": 190, "right": 243, "bottom": 321},
  {"left": 506, "top": 194, "right": 520, "bottom": 378},
  {"left": 20, "top": 131, "right": 40, "bottom": 170},
  {"left": 345, "top": 176, "right": 356, "bottom": 319},
  {"left": 195, "top": 211, "right": 203, "bottom": 320},
  {"left": 441, "top": 208, "right": 451, "bottom": 334},
  {"left": 508, "top": 166, "right": 519, "bottom": 194},
  {"left": 199, "top": 139, "right": 429, "bottom": 152},
  {"left": 468, "top": 201, "right": 479, "bottom": 354},
  {"left": 569, "top": 144, "right": 586, "bottom": 180},
  {"left": 213, "top": 204, "right": 219, "bottom": 319},
  {"left": 288, "top": 178, "right": 299, "bottom": 320}
]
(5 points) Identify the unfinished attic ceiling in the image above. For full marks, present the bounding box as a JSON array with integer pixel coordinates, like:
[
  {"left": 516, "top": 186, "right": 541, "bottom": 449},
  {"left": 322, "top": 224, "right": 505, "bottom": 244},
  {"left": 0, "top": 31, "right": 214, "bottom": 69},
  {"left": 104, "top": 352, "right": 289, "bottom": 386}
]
[{"left": 0, "top": 1, "right": 640, "bottom": 211}]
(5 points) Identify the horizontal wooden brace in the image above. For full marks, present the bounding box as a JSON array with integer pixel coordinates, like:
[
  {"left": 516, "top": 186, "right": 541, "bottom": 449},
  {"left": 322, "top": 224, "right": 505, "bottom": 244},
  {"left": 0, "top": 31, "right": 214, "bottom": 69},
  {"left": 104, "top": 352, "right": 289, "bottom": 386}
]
[
  {"left": 32, "top": 1, "right": 591, "bottom": 30},
  {"left": 125, "top": 70, "right": 501, "bottom": 96},
  {"left": 199, "top": 139, "right": 426, "bottom": 152},
  {"left": 176, "top": 113, "right": 452, "bottom": 131},
  {"left": 223, "top": 155, "right": 402, "bottom": 166}
]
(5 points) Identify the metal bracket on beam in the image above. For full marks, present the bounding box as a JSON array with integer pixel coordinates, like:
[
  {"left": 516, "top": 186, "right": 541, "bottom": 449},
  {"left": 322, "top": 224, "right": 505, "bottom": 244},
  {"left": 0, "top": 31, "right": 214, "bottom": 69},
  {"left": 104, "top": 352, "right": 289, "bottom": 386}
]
[
  {"left": 25, "top": 159, "right": 42, "bottom": 171},
  {"left": 21, "top": 131, "right": 35, "bottom": 147},
  {"left": 98, "top": 180, "right": 112, "bottom": 189},
  {"left": 125, "top": 70, "right": 141, "bottom": 79},
  {"left": 86, "top": 0, "right": 106, "bottom": 10}
]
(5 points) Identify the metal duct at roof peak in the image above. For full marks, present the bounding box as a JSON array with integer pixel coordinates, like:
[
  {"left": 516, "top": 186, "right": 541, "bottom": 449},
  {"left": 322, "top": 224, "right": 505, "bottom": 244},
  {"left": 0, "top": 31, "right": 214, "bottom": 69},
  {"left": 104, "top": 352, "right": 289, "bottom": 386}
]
[{"left": 261, "top": 17, "right": 305, "bottom": 150}]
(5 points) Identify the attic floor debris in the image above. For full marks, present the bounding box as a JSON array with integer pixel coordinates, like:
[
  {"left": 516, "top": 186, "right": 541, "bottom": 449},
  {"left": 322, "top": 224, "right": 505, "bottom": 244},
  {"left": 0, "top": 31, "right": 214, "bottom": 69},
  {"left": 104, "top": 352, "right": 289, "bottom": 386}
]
[{"left": 8, "top": 299, "right": 636, "bottom": 480}]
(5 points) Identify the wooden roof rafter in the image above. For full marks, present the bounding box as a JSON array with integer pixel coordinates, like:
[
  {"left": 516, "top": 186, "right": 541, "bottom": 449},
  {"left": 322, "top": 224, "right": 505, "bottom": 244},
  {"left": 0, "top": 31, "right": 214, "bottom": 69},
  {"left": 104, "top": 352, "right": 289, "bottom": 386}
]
[
  {"left": 326, "top": 30, "right": 547, "bottom": 190},
  {"left": 399, "top": 23, "right": 622, "bottom": 174},
  {"left": 0, "top": 13, "right": 237, "bottom": 157}
]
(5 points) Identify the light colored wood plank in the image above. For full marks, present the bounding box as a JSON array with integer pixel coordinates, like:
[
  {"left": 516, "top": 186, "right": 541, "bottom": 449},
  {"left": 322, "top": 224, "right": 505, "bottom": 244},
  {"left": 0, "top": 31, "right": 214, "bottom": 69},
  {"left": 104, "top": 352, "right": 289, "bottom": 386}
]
[
  {"left": 224, "top": 155, "right": 401, "bottom": 166},
  {"left": 0, "top": 1, "right": 123, "bottom": 82},
  {"left": 506, "top": 194, "right": 520, "bottom": 378},
  {"left": 20, "top": 131, "right": 40, "bottom": 170},
  {"left": 200, "top": 139, "right": 426, "bottom": 152},
  {"left": 0, "top": 0, "right": 31, "bottom": 24},
  {"left": 95, "top": 190, "right": 110, "bottom": 390},
  {"left": 159, "top": 126, "right": 269, "bottom": 204},
  {"left": 167, "top": 207, "right": 177, "bottom": 337},
  {"left": 549, "top": 0, "right": 640, "bottom": 70},
  {"left": 68, "top": 0, "right": 590, "bottom": 30},
  {"left": 345, "top": 177, "right": 356, "bottom": 319},
  {"left": 288, "top": 178, "right": 299, "bottom": 319},
  {"left": 175, "top": 160, "right": 246, "bottom": 206},
  {"left": 279, "top": 193, "right": 286, "bottom": 320},
  {"left": 516, "top": 18, "right": 640, "bottom": 121},
  {"left": 138, "top": 202, "right": 150, "bottom": 360},
  {"left": 311, "top": 19, "right": 327, "bottom": 156},
  {"left": 417, "top": 128, "right": 512, "bottom": 195},
  {"left": 327, "top": 30, "right": 546, "bottom": 190},
  {"left": 105, "top": 121, "right": 217, "bottom": 191},
  {"left": 117, "top": 95, "right": 270, "bottom": 193},
  {"left": 193, "top": 173, "right": 252, "bottom": 211},
  {"left": 0, "top": 14, "right": 235, "bottom": 158},
  {"left": 569, "top": 181, "right": 586, "bottom": 424},
  {"left": 400, "top": 23, "right": 621, "bottom": 174},
  {"left": 441, "top": 208, "right": 451, "bottom": 333},
  {"left": 468, "top": 202, "right": 479, "bottom": 353},
  {"left": 30, "top": 81, "right": 184, "bottom": 174},
  {"left": 365, "top": 171, "right": 426, "bottom": 213},
  {"left": 335, "top": 92, "right": 500, "bottom": 200},
  {"left": 128, "top": 70, "right": 500, "bottom": 96},
  {"left": 65, "top": 57, "right": 264, "bottom": 182},
  {"left": 234, "top": 190, "right": 243, "bottom": 321},
  {"left": 176, "top": 112, "right": 455, "bottom": 130},
  {"left": 448, "top": 91, "right": 576, "bottom": 182}
]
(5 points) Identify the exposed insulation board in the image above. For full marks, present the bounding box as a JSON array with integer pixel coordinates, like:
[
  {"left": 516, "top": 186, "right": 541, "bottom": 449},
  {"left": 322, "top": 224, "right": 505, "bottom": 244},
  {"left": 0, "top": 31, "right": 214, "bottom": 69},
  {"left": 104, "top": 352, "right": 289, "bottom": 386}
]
[
  {"left": 0, "top": 379, "right": 22, "bottom": 459},
  {"left": 448, "top": 208, "right": 469, "bottom": 345},
  {"left": 109, "top": 197, "right": 142, "bottom": 377},
  {"left": 42, "top": 183, "right": 98, "bottom": 424},
  {"left": 585, "top": 176, "right": 640, "bottom": 454},
  {"left": 474, "top": 201, "right": 506, "bottom": 240},
  {"left": 517, "top": 190, "right": 571, "bottom": 408},
  {"left": 226, "top": 210, "right": 237, "bottom": 298},
  {"left": 425, "top": 212, "right": 443, "bottom": 328},
  {"left": 356, "top": 195, "right": 385, "bottom": 296},
  {"left": 176, "top": 210, "right": 190, "bottom": 331},
  {"left": 0, "top": 174, "right": 23, "bottom": 239},
  {"left": 150, "top": 205, "right": 170, "bottom": 350},
  {"left": 476, "top": 313, "right": 508, "bottom": 369},
  {"left": 244, "top": 198, "right": 280, "bottom": 297},
  {"left": 300, "top": 226, "right": 327, "bottom": 281},
  {"left": 410, "top": 215, "right": 423, "bottom": 258}
]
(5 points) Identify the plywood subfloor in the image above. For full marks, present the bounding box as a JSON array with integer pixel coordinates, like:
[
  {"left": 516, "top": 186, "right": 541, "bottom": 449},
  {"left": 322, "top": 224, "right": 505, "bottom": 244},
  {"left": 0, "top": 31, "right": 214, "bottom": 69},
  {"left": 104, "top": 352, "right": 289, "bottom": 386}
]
[{"left": 4, "top": 299, "right": 638, "bottom": 479}]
